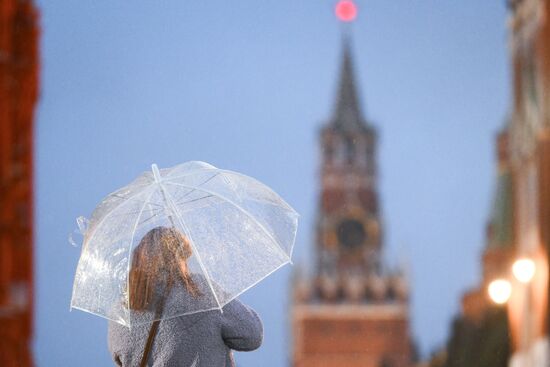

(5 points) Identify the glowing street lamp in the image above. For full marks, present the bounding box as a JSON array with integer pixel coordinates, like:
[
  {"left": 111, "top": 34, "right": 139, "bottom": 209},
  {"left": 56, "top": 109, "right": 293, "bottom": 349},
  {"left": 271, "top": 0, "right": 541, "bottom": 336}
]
[
  {"left": 488, "top": 279, "right": 512, "bottom": 305},
  {"left": 512, "top": 258, "right": 536, "bottom": 284}
]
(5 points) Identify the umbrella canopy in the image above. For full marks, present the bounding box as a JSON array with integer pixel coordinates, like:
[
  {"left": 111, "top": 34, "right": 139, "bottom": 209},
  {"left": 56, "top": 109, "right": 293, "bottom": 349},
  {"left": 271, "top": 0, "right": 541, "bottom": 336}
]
[{"left": 70, "top": 161, "right": 298, "bottom": 327}]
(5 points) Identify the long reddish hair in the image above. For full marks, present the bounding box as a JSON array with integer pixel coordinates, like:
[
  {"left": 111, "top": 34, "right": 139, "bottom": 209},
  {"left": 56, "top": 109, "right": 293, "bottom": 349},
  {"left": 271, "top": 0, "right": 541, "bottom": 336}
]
[{"left": 128, "top": 226, "right": 201, "bottom": 311}]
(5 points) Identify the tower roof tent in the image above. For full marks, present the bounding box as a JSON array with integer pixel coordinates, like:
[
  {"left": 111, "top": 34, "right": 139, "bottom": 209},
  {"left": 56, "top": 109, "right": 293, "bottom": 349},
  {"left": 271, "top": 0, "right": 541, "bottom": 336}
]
[{"left": 329, "top": 35, "right": 368, "bottom": 132}]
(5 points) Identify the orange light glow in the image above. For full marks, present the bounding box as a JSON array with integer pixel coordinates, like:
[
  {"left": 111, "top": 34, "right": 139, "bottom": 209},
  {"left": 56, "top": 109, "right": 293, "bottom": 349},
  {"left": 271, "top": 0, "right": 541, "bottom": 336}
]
[
  {"left": 512, "top": 258, "right": 536, "bottom": 283},
  {"left": 488, "top": 279, "right": 512, "bottom": 305}
]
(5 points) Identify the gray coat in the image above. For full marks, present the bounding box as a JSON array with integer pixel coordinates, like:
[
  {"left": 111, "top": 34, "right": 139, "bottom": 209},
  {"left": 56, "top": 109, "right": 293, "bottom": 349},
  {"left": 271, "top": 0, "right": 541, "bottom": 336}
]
[{"left": 108, "top": 291, "right": 263, "bottom": 367}]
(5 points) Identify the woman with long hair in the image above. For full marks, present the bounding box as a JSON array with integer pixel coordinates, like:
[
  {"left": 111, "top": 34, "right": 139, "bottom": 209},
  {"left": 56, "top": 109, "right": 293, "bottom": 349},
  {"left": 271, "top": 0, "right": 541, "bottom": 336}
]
[{"left": 108, "top": 226, "right": 263, "bottom": 367}]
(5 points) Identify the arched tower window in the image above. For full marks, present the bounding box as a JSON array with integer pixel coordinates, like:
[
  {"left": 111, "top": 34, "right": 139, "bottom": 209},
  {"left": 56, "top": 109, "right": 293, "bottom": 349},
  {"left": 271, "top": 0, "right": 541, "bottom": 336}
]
[
  {"left": 345, "top": 135, "right": 355, "bottom": 164},
  {"left": 324, "top": 142, "right": 334, "bottom": 164}
]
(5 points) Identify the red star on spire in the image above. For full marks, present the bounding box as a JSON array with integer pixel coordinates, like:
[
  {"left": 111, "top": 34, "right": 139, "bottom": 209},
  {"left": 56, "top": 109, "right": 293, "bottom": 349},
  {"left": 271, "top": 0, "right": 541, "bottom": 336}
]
[{"left": 335, "top": 0, "right": 357, "bottom": 22}]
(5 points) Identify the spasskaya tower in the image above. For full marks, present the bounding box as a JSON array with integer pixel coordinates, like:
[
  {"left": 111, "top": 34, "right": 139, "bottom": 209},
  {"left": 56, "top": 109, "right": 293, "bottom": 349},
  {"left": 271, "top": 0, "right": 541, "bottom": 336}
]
[{"left": 291, "top": 3, "right": 414, "bottom": 366}]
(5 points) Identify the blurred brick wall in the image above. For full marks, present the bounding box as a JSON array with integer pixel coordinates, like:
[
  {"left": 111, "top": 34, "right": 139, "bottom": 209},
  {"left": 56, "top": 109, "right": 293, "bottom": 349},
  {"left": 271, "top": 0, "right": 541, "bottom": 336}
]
[
  {"left": 293, "top": 306, "right": 412, "bottom": 367},
  {"left": 0, "top": 0, "right": 39, "bottom": 366},
  {"left": 507, "top": 0, "right": 550, "bottom": 361}
]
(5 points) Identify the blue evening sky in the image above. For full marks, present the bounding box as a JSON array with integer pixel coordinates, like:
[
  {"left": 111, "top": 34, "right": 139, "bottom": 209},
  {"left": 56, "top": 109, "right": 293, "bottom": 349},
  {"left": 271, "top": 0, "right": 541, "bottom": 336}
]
[{"left": 35, "top": 1, "right": 509, "bottom": 366}]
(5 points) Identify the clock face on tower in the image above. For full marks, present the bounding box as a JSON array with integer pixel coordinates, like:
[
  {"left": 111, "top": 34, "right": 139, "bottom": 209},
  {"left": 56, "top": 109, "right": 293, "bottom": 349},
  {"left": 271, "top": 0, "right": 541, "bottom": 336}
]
[{"left": 337, "top": 219, "right": 366, "bottom": 249}]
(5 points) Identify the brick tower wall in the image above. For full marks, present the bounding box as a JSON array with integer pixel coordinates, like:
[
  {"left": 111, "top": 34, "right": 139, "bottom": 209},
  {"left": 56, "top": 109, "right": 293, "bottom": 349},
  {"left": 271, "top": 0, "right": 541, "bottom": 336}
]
[
  {"left": 0, "top": 0, "right": 39, "bottom": 366},
  {"left": 293, "top": 305, "right": 411, "bottom": 367}
]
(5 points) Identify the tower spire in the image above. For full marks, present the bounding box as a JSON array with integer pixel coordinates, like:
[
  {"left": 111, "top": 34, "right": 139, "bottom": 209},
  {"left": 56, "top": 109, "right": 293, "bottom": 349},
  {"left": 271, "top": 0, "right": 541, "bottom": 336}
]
[{"left": 330, "top": 35, "right": 366, "bottom": 131}]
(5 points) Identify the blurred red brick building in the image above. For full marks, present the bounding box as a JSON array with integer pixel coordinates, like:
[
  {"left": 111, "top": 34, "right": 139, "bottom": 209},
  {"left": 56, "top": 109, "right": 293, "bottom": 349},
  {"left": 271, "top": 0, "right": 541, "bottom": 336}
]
[
  {"left": 0, "top": 0, "right": 39, "bottom": 366},
  {"left": 506, "top": 0, "right": 550, "bottom": 365},
  {"left": 455, "top": 1, "right": 550, "bottom": 366},
  {"left": 291, "top": 37, "right": 413, "bottom": 367}
]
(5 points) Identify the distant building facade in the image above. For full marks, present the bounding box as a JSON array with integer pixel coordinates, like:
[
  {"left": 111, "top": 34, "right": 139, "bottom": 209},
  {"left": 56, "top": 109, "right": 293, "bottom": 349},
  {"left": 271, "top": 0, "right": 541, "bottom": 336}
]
[
  {"left": 291, "top": 37, "right": 413, "bottom": 367},
  {"left": 426, "top": 1, "right": 550, "bottom": 366},
  {"left": 0, "top": 0, "right": 39, "bottom": 366},
  {"left": 433, "top": 127, "right": 513, "bottom": 367},
  {"left": 461, "top": 127, "right": 515, "bottom": 325},
  {"left": 506, "top": 0, "right": 550, "bottom": 365}
]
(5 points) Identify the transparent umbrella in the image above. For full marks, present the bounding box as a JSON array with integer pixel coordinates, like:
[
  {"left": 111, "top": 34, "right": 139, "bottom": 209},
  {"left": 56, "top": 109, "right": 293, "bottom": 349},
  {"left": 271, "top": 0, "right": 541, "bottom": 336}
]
[{"left": 70, "top": 161, "right": 298, "bottom": 327}]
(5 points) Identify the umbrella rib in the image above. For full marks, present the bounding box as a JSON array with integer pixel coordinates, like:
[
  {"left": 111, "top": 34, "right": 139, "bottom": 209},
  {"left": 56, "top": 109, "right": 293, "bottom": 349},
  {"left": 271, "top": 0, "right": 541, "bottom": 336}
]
[
  {"left": 108, "top": 206, "right": 162, "bottom": 219},
  {"left": 103, "top": 179, "right": 152, "bottom": 197},
  {"left": 164, "top": 168, "right": 217, "bottom": 181},
  {"left": 170, "top": 173, "right": 220, "bottom": 203},
  {"left": 165, "top": 182, "right": 290, "bottom": 263},
  {"left": 159, "top": 185, "right": 224, "bottom": 311},
  {"left": 111, "top": 194, "right": 164, "bottom": 208},
  {"left": 168, "top": 169, "right": 296, "bottom": 215},
  {"left": 173, "top": 194, "right": 214, "bottom": 206},
  {"left": 138, "top": 210, "right": 164, "bottom": 226},
  {"left": 204, "top": 169, "right": 298, "bottom": 214}
]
